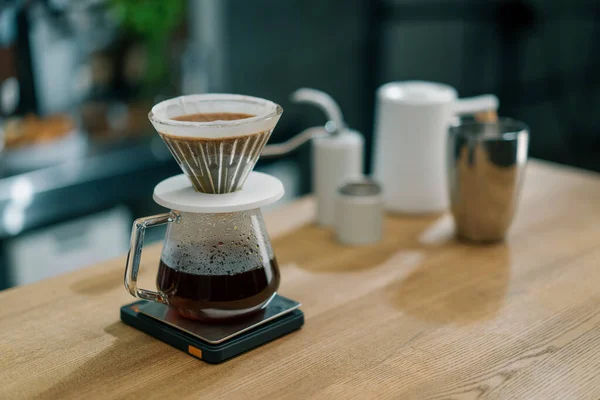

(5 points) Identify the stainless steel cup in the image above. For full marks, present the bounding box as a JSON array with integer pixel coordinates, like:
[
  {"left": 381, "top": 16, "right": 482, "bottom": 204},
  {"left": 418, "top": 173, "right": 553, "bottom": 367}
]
[{"left": 447, "top": 118, "right": 529, "bottom": 242}]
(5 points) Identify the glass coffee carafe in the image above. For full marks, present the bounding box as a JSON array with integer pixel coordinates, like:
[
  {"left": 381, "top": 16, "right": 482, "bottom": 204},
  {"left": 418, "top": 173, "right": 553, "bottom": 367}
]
[
  {"left": 125, "top": 170, "right": 285, "bottom": 321},
  {"left": 125, "top": 201, "right": 281, "bottom": 321}
]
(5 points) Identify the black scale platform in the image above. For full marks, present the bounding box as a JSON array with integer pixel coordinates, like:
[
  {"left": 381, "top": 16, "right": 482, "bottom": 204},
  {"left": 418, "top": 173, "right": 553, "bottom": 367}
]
[{"left": 121, "top": 295, "right": 304, "bottom": 364}]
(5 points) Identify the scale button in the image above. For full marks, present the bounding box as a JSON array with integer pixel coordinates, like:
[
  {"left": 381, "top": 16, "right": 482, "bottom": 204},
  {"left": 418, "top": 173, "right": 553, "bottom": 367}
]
[{"left": 188, "top": 345, "right": 203, "bottom": 359}]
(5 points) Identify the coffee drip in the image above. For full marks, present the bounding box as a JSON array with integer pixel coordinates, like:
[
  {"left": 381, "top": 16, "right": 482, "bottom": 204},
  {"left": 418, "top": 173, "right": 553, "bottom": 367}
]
[{"left": 149, "top": 95, "right": 282, "bottom": 194}]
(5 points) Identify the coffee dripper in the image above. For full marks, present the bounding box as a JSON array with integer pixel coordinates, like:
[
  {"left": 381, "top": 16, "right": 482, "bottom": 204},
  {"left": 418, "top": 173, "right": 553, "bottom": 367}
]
[{"left": 149, "top": 93, "right": 282, "bottom": 194}]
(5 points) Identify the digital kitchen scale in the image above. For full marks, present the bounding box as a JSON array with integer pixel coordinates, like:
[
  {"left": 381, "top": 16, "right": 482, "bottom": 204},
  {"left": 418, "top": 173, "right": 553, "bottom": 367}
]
[{"left": 121, "top": 294, "right": 304, "bottom": 364}]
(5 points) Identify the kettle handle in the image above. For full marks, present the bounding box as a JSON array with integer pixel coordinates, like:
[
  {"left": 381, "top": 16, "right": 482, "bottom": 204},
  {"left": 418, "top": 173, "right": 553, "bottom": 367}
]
[
  {"left": 453, "top": 94, "right": 499, "bottom": 115},
  {"left": 124, "top": 211, "right": 180, "bottom": 303}
]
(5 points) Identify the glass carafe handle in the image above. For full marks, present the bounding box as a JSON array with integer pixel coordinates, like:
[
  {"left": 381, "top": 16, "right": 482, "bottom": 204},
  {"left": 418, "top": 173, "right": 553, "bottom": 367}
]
[{"left": 124, "top": 211, "right": 180, "bottom": 303}]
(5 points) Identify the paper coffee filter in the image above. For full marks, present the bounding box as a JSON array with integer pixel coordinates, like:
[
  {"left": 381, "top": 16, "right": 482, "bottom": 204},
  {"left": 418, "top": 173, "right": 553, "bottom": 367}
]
[
  {"left": 149, "top": 94, "right": 283, "bottom": 194},
  {"left": 149, "top": 94, "right": 282, "bottom": 139}
]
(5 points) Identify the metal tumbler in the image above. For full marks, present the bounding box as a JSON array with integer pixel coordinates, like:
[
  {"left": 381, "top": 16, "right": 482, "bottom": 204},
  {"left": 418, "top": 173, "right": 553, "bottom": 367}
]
[{"left": 447, "top": 118, "right": 529, "bottom": 242}]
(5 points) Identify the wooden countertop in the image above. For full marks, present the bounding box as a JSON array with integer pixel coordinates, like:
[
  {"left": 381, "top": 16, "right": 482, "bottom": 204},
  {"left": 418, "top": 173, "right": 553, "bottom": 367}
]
[{"left": 2, "top": 160, "right": 600, "bottom": 399}]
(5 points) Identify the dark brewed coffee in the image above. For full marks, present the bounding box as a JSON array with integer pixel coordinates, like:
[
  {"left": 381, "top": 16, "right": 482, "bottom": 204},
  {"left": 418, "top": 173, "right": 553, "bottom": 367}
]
[
  {"left": 156, "top": 258, "right": 280, "bottom": 321},
  {"left": 172, "top": 112, "right": 254, "bottom": 122},
  {"left": 159, "top": 112, "right": 272, "bottom": 194}
]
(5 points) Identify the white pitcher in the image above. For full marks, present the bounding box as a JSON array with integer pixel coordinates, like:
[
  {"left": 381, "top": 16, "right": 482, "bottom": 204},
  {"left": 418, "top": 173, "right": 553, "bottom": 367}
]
[{"left": 372, "top": 81, "right": 498, "bottom": 214}]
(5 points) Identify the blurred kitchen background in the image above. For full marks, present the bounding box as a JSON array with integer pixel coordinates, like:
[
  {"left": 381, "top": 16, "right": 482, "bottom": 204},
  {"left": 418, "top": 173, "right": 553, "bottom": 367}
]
[{"left": 0, "top": 0, "right": 597, "bottom": 289}]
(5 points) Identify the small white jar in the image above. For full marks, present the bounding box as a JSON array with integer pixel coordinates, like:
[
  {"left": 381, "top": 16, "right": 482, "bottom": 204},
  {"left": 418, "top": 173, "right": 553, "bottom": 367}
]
[{"left": 334, "top": 179, "right": 383, "bottom": 246}]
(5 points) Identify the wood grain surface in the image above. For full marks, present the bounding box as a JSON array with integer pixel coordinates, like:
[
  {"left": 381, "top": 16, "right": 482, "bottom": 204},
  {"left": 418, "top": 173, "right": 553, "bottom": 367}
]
[{"left": 2, "top": 160, "right": 600, "bottom": 399}]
